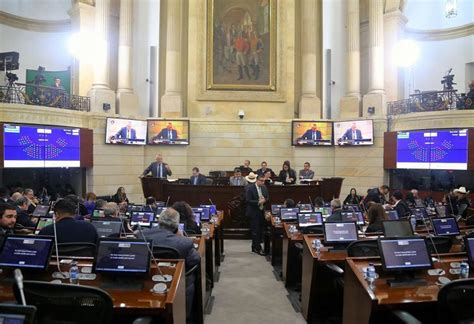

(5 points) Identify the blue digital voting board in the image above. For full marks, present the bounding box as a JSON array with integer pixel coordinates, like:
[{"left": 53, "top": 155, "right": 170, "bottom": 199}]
[
  {"left": 3, "top": 124, "right": 81, "bottom": 167},
  {"left": 396, "top": 129, "right": 468, "bottom": 170}
]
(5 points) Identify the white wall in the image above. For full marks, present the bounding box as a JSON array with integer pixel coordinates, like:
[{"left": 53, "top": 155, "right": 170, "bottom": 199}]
[{"left": 0, "top": 0, "right": 70, "bottom": 20}]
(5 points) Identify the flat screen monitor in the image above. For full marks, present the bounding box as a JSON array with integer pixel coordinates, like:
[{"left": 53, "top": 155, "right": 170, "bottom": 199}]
[
  {"left": 314, "top": 207, "right": 332, "bottom": 217},
  {"left": 178, "top": 223, "right": 185, "bottom": 232},
  {"left": 192, "top": 207, "right": 210, "bottom": 221},
  {"left": 0, "top": 235, "right": 54, "bottom": 270},
  {"left": 127, "top": 205, "right": 145, "bottom": 213},
  {"left": 378, "top": 237, "right": 433, "bottom": 271},
  {"left": 271, "top": 204, "right": 284, "bottom": 215},
  {"left": 147, "top": 119, "right": 190, "bottom": 145},
  {"left": 334, "top": 119, "right": 374, "bottom": 146},
  {"left": 292, "top": 121, "right": 333, "bottom": 146},
  {"left": 0, "top": 304, "right": 37, "bottom": 324},
  {"left": 94, "top": 238, "right": 151, "bottom": 274},
  {"left": 323, "top": 222, "right": 358, "bottom": 244},
  {"left": 105, "top": 118, "right": 147, "bottom": 145},
  {"left": 340, "top": 211, "right": 365, "bottom": 225},
  {"left": 130, "top": 211, "right": 155, "bottom": 227},
  {"left": 3, "top": 124, "right": 80, "bottom": 168},
  {"left": 92, "top": 209, "right": 105, "bottom": 219},
  {"left": 298, "top": 212, "right": 323, "bottom": 227},
  {"left": 200, "top": 204, "right": 217, "bottom": 215},
  {"left": 386, "top": 210, "right": 399, "bottom": 220},
  {"left": 382, "top": 220, "right": 414, "bottom": 237},
  {"left": 396, "top": 128, "right": 468, "bottom": 170},
  {"left": 34, "top": 217, "right": 53, "bottom": 235},
  {"left": 342, "top": 204, "right": 361, "bottom": 212},
  {"left": 280, "top": 208, "right": 299, "bottom": 221},
  {"left": 431, "top": 217, "right": 460, "bottom": 236},
  {"left": 297, "top": 204, "right": 313, "bottom": 213},
  {"left": 410, "top": 208, "right": 428, "bottom": 220},
  {"left": 32, "top": 205, "right": 50, "bottom": 218},
  {"left": 465, "top": 237, "right": 474, "bottom": 268},
  {"left": 92, "top": 220, "right": 123, "bottom": 238},
  {"left": 435, "top": 205, "right": 447, "bottom": 217},
  {"left": 155, "top": 207, "right": 167, "bottom": 216}
]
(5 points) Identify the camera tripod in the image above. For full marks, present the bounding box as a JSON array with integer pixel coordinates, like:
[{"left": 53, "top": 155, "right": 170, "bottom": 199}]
[{"left": 1, "top": 79, "right": 23, "bottom": 104}]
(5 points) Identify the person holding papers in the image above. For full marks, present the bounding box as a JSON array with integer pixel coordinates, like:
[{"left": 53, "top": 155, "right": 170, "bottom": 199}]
[{"left": 140, "top": 154, "right": 173, "bottom": 179}]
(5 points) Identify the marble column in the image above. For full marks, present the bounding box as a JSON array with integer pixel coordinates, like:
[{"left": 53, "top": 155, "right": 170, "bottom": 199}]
[
  {"left": 340, "top": 0, "right": 361, "bottom": 118},
  {"left": 298, "top": 0, "right": 322, "bottom": 119},
  {"left": 363, "top": 0, "right": 386, "bottom": 117},
  {"left": 88, "top": 0, "right": 116, "bottom": 113},
  {"left": 117, "top": 0, "right": 139, "bottom": 116},
  {"left": 161, "top": 0, "right": 183, "bottom": 117}
]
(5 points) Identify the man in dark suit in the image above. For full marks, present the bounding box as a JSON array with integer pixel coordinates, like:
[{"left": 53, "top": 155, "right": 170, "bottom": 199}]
[
  {"left": 155, "top": 122, "right": 178, "bottom": 140},
  {"left": 115, "top": 121, "right": 137, "bottom": 140},
  {"left": 142, "top": 208, "right": 200, "bottom": 318},
  {"left": 256, "top": 161, "right": 276, "bottom": 177},
  {"left": 301, "top": 124, "right": 322, "bottom": 140},
  {"left": 140, "top": 154, "right": 173, "bottom": 179},
  {"left": 14, "top": 197, "right": 35, "bottom": 228},
  {"left": 341, "top": 123, "right": 363, "bottom": 141},
  {"left": 363, "top": 185, "right": 389, "bottom": 208},
  {"left": 190, "top": 167, "right": 207, "bottom": 185},
  {"left": 246, "top": 175, "right": 269, "bottom": 255}
]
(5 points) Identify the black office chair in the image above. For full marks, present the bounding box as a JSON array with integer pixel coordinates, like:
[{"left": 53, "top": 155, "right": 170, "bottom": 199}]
[
  {"left": 152, "top": 245, "right": 181, "bottom": 259},
  {"left": 13, "top": 280, "right": 113, "bottom": 324},
  {"left": 0, "top": 304, "right": 37, "bottom": 324},
  {"left": 438, "top": 278, "right": 474, "bottom": 324},
  {"left": 53, "top": 242, "right": 97, "bottom": 257},
  {"left": 347, "top": 239, "right": 380, "bottom": 257},
  {"left": 300, "top": 226, "right": 324, "bottom": 235},
  {"left": 425, "top": 236, "right": 453, "bottom": 254},
  {"left": 205, "top": 178, "right": 214, "bottom": 185}
]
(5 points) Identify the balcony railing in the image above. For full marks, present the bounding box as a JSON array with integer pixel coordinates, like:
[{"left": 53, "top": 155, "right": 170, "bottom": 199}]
[
  {"left": 0, "top": 82, "right": 90, "bottom": 112},
  {"left": 388, "top": 89, "right": 474, "bottom": 115}
]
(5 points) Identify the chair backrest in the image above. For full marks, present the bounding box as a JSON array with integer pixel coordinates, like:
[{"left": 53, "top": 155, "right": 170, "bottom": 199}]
[
  {"left": 301, "top": 226, "right": 324, "bottom": 235},
  {"left": 347, "top": 239, "right": 380, "bottom": 257},
  {"left": 54, "top": 242, "right": 97, "bottom": 257},
  {"left": 13, "top": 280, "right": 113, "bottom": 324},
  {"left": 205, "top": 178, "right": 214, "bottom": 185},
  {"left": 0, "top": 304, "right": 37, "bottom": 324},
  {"left": 152, "top": 245, "right": 181, "bottom": 259},
  {"left": 425, "top": 236, "right": 453, "bottom": 254},
  {"left": 438, "top": 278, "right": 474, "bottom": 323}
]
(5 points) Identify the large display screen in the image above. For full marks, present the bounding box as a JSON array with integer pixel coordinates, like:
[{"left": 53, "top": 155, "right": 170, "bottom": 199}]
[
  {"left": 292, "top": 121, "right": 333, "bottom": 146},
  {"left": 396, "top": 129, "right": 468, "bottom": 170},
  {"left": 105, "top": 118, "right": 147, "bottom": 145},
  {"left": 334, "top": 120, "right": 374, "bottom": 146},
  {"left": 147, "top": 120, "right": 190, "bottom": 145},
  {"left": 3, "top": 124, "right": 80, "bottom": 168}
]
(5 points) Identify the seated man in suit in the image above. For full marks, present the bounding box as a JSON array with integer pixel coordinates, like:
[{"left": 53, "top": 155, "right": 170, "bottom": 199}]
[
  {"left": 256, "top": 161, "right": 275, "bottom": 177},
  {"left": 14, "top": 197, "right": 35, "bottom": 228},
  {"left": 325, "top": 199, "right": 343, "bottom": 222},
  {"left": 298, "top": 162, "right": 315, "bottom": 180},
  {"left": 140, "top": 153, "right": 172, "bottom": 179},
  {"left": 39, "top": 199, "right": 98, "bottom": 244},
  {"left": 341, "top": 123, "right": 362, "bottom": 141},
  {"left": 229, "top": 168, "right": 248, "bottom": 186},
  {"left": 190, "top": 167, "right": 207, "bottom": 185},
  {"left": 301, "top": 124, "right": 322, "bottom": 141},
  {"left": 142, "top": 208, "right": 200, "bottom": 318},
  {"left": 238, "top": 159, "right": 253, "bottom": 174},
  {"left": 155, "top": 122, "right": 178, "bottom": 140},
  {"left": 115, "top": 121, "right": 136, "bottom": 140}
]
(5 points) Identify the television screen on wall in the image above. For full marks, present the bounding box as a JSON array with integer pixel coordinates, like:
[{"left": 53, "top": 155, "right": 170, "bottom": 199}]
[
  {"left": 105, "top": 118, "right": 147, "bottom": 145},
  {"left": 334, "top": 119, "right": 374, "bottom": 146},
  {"left": 396, "top": 128, "right": 468, "bottom": 170},
  {"left": 147, "top": 120, "right": 190, "bottom": 145},
  {"left": 292, "top": 121, "right": 333, "bottom": 146},
  {"left": 3, "top": 124, "right": 80, "bottom": 168}
]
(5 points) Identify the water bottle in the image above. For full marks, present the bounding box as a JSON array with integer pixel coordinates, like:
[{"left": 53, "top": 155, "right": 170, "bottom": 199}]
[
  {"left": 69, "top": 260, "right": 79, "bottom": 284},
  {"left": 410, "top": 216, "right": 417, "bottom": 231},
  {"left": 367, "top": 263, "right": 376, "bottom": 286},
  {"left": 460, "top": 262, "right": 469, "bottom": 279},
  {"left": 313, "top": 239, "right": 321, "bottom": 253}
]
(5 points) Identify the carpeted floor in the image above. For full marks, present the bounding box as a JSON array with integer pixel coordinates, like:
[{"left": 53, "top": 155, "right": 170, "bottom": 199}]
[{"left": 205, "top": 240, "right": 306, "bottom": 324}]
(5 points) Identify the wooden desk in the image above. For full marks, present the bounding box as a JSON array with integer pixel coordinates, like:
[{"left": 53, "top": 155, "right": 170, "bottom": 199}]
[
  {"left": 282, "top": 222, "right": 303, "bottom": 287},
  {"left": 213, "top": 212, "right": 225, "bottom": 270},
  {"left": 342, "top": 254, "right": 471, "bottom": 324},
  {"left": 269, "top": 216, "right": 284, "bottom": 266},
  {"left": 0, "top": 261, "right": 186, "bottom": 324}
]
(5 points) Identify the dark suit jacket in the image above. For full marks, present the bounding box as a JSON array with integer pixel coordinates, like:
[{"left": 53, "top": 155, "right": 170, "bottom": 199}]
[
  {"left": 245, "top": 184, "right": 269, "bottom": 218},
  {"left": 16, "top": 209, "right": 35, "bottom": 228},
  {"left": 39, "top": 217, "right": 98, "bottom": 244},
  {"left": 301, "top": 129, "right": 322, "bottom": 140},
  {"left": 342, "top": 128, "right": 362, "bottom": 140},
  {"left": 190, "top": 174, "right": 207, "bottom": 185},
  {"left": 142, "top": 162, "right": 172, "bottom": 178},
  {"left": 115, "top": 127, "right": 136, "bottom": 139},
  {"left": 156, "top": 128, "right": 178, "bottom": 140},
  {"left": 256, "top": 168, "right": 276, "bottom": 177},
  {"left": 142, "top": 228, "right": 200, "bottom": 270},
  {"left": 395, "top": 200, "right": 411, "bottom": 218},
  {"left": 278, "top": 169, "right": 297, "bottom": 184}
]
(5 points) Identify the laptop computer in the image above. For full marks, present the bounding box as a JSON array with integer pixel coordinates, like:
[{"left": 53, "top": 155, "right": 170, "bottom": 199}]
[
  {"left": 279, "top": 208, "right": 300, "bottom": 221},
  {"left": 34, "top": 217, "right": 54, "bottom": 235},
  {"left": 382, "top": 220, "right": 414, "bottom": 237},
  {"left": 431, "top": 217, "right": 460, "bottom": 236},
  {"left": 32, "top": 205, "right": 50, "bottom": 218},
  {"left": 298, "top": 212, "right": 323, "bottom": 227},
  {"left": 340, "top": 211, "right": 365, "bottom": 225},
  {"left": 0, "top": 235, "right": 54, "bottom": 271},
  {"left": 386, "top": 210, "right": 399, "bottom": 220},
  {"left": 130, "top": 211, "right": 155, "bottom": 228},
  {"left": 92, "top": 220, "right": 123, "bottom": 238},
  {"left": 323, "top": 222, "right": 358, "bottom": 245}
]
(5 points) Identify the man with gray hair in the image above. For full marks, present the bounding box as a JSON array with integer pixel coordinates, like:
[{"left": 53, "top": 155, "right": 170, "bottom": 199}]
[
  {"left": 325, "top": 199, "right": 343, "bottom": 222},
  {"left": 14, "top": 196, "right": 35, "bottom": 228},
  {"left": 103, "top": 202, "right": 119, "bottom": 218}
]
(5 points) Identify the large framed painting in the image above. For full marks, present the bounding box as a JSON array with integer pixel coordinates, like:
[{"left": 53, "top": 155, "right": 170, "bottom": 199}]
[{"left": 206, "top": 0, "right": 276, "bottom": 91}]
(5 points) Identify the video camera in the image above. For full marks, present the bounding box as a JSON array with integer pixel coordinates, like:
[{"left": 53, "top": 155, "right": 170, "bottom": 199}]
[
  {"left": 6, "top": 72, "right": 18, "bottom": 83},
  {"left": 441, "top": 68, "right": 456, "bottom": 90}
]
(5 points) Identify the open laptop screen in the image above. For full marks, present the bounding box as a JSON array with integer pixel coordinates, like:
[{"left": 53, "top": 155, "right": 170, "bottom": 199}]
[
  {"left": 280, "top": 208, "right": 299, "bottom": 221},
  {"left": 314, "top": 207, "right": 332, "bottom": 217},
  {"left": 378, "top": 237, "right": 432, "bottom": 271},
  {"left": 382, "top": 220, "right": 414, "bottom": 237},
  {"left": 298, "top": 212, "right": 323, "bottom": 227},
  {"left": 340, "top": 211, "right": 365, "bottom": 225},
  {"left": 271, "top": 205, "right": 284, "bottom": 215},
  {"left": 94, "top": 238, "right": 151, "bottom": 274},
  {"left": 465, "top": 237, "right": 474, "bottom": 268},
  {"left": 410, "top": 208, "right": 428, "bottom": 220},
  {"left": 386, "top": 210, "right": 399, "bottom": 220},
  {"left": 34, "top": 217, "right": 53, "bottom": 235},
  {"left": 431, "top": 217, "right": 460, "bottom": 236},
  {"left": 323, "top": 222, "right": 358, "bottom": 244},
  {"left": 0, "top": 235, "right": 54, "bottom": 270},
  {"left": 200, "top": 204, "right": 217, "bottom": 215},
  {"left": 130, "top": 211, "right": 155, "bottom": 227},
  {"left": 32, "top": 205, "right": 50, "bottom": 218},
  {"left": 92, "top": 220, "right": 123, "bottom": 238},
  {"left": 192, "top": 207, "right": 210, "bottom": 221},
  {"left": 297, "top": 204, "right": 313, "bottom": 213}
]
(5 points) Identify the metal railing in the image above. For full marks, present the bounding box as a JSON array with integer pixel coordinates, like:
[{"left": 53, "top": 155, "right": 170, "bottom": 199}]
[
  {"left": 388, "top": 89, "right": 474, "bottom": 115},
  {"left": 0, "top": 82, "right": 90, "bottom": 112}
]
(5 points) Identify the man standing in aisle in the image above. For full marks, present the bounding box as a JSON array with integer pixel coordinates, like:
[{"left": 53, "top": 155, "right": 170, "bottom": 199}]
[
  {"left": 246, "top": 175, "right": 269, "bottom": 255},
  {"left": 140, "top": 154, "right": 172, "bottom": 179}
]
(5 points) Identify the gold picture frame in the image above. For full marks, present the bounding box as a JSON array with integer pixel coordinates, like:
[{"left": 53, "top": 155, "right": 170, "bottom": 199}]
[{"left": 206, "top": 0, "right": 277, "bottom": 91}]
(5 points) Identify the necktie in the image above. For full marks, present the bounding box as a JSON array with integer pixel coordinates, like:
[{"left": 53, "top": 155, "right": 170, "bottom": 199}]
[
  {"left": 194, "top": 177, "right": 197, "bottom": 185},
  {"left": 352, "top": 131, "right": 356, "bottom": 139},
  {"left": 158, "top": 164, "right": 162, "bottom": 178},
  {"left": 237, "top": 178, "right": 240, "bottom": 186},
  {"left": 127, "top": 130, "right": 130, "bottom": 138},
  {"left": 168, "top": 130, "right": 172, "bottom": 139},
  {"left": 313, "top": 131, "right": 315, "bottom": 140}
]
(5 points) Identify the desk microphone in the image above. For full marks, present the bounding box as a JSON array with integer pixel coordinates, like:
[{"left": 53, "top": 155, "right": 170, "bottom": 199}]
[
  {"left": 165, "top": 196, "right": 170, "bottom": 207},
  {"left": 419, "top": 211, "right": 442, "bottom": 263},
  {"left": 14, "top": 269, "right": 26, "bottom": 306},
  {"left": 308, "top": 195, "right": 314, "bottom": 208},
  {"left": 136, "top": 224, "right": 163, "bottom": 276},
  {"left": 209, "top": 198, "right": 215, "bottom": 206},
  {"left": 51, "top": 212, "right": 68, "bottom": 279}
]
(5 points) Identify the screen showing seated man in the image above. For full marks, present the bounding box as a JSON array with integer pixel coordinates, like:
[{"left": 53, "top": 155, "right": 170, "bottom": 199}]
[
  {"left": 271, "top": 204, "right": 284, "bottom": 215},
  {"left": 192, "top": 207, "right": 210, "bottom": 221},
  {"left": 410, "top": 208, "right": 428, "bottom": 220},
  {"left": 105, "top": 118, "right": 147, "bottom": 145},
  {"left": 431, "top": 217, "right": 460, "bottom": 236},
  {"left": 298, "top": 212, "right": 323, "bottom": 227},
  {"left": 340, "top": 211, "right": 365, "bottom": 225},
  {"left": 34, "top": 217, "right": 54, "bottom": 235},
  {"left": 297, "top": 204, "right": 313, "bottom": 213},
  {"left": 32, "top": 205, "right": 50, "bottom": 217},
  {"left": 0, "top": 236, "right": 54, "bottom": 270},
  {"left": 378, "top": 238, "right": 432, "bottom": 271},
  {"left": 130, "top": 212, "right": 155, "bottom": 227},
  {"left": 292, "top": 121, "right": 333, "bottom": 146},
  {"left": 465, "top": 237, "right": 474, "bottom": 268},
  {"left": 94, "top": 239, "right": 151, "bottom": 274},
  {"left": 92, "top": 221, "right": 123, "bottom": 238},
  {"left": 280, "top": 208, "right": 299, "bottom": 221},
  {"left": 383, "top": 220, "right": 414, "bottom": 237},
  {"left": 147, "top": 120, "right": 190, "bottom": 145},
  {"left": 334, "top": 120, "right": 374, "bottom": 146},
  {"left": 386, "top": 210, "right": 399, "bottom": 220},
  {"left": 323, "top": 222, "right": 358, "bottom": 244}
]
